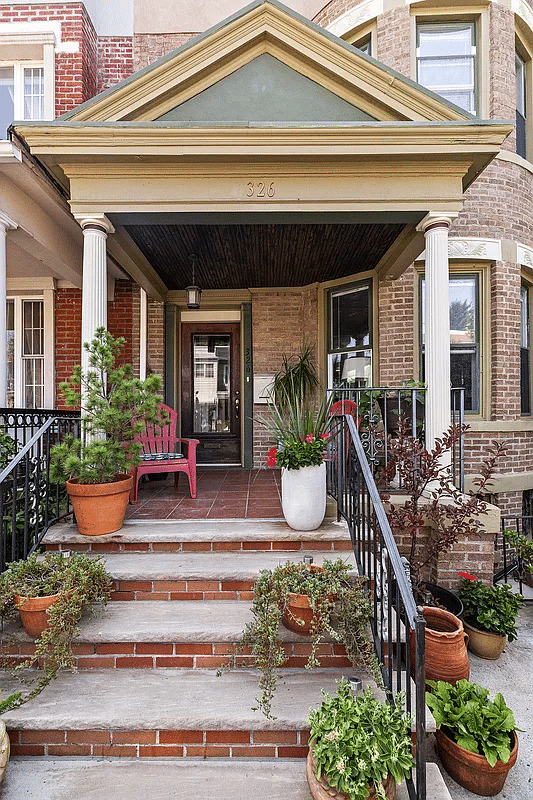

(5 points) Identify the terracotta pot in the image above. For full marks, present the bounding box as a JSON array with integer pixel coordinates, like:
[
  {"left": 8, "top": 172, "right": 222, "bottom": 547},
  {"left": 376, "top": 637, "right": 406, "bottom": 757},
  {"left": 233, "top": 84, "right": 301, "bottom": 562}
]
[
  {"left": 306, "top": 749, "right": 396, "bottom": 800},
  {"left": 14, "top": 592, "right": 63, "bottom": 638},
  {"left": 463, "top": 619, "right": 507, "bottom": 660},
  {"left": 281, "top": 463, "right": 326, "bottom": 531},
  {"left": 435, "top": 728, "right": 518, "bottom": 796},
  {"left": 66, "top": 474, "right": 133, "bottom": 536},
  {"left": 281, "top": 566, "right": 329, "bottom": 634},
  {"left": 412, "top": 606, "right": 470, "bottom": 685},
  {"left": 0, "top": 719, "right": 10, "bottom": 786}
]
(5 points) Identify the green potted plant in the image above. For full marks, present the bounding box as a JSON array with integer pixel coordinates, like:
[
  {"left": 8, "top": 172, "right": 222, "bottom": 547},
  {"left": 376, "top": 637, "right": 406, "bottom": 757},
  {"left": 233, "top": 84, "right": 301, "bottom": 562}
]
[
  {"left": 307, "top": 678, "right": 414, "bottom": 800},
  {"left": 503, "top": 528, "right": 533, "bottom": 588},
  {"left": 458, "top": 571, "right": 523, "bottom": 659},
  {"left": 50, "top": 327, "right": 164, "bottom": 536},
  {"left": 426, "top": 679, "right": 520, "bottom": 796},
  {"left": 257, "top": 346, "right": 335, "bottom": 531},
  {"left": 223, "top": 559, "right": 382, "bottom": 718},
  {"left": 0, "top": 552, "right": 112, "bottom": 707}
]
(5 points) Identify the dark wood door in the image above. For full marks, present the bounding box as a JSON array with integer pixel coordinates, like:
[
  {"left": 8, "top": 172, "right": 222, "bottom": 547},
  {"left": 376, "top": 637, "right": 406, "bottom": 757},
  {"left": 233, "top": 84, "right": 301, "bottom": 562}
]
[{"left": 181, "top": 323, "right": 241, "bottom": 464}]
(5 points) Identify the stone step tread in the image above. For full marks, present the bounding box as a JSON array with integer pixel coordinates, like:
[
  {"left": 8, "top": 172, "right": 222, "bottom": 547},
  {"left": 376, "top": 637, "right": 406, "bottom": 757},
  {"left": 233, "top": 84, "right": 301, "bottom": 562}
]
[
  {"left": 0, "top": 759, "right": 450, "bottom": 800},
  {"left": 2, "top": 668, "right": 360, "bottom": 731},
  {"left": 45, "top": 518, "right": 349, "bottom": 546},
  {"left": 83, "top": 550, "right": 356, "bottom": 581}
]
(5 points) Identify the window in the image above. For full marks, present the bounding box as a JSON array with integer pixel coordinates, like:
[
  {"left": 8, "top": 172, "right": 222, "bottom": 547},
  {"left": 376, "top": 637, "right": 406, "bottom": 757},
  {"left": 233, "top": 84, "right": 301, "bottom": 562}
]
[
  {"left": 521, "top": 284, "right": 531, "bottom": 414},
  {"left": 516, "top": 49, "right": 527, "bottom": 159},
  {"left": 0, "top": 62, "right": 44, "bottom": 138},
  {"left": 5, "top": 297, "right": 45, "bottom": 408},
  {"left": 416, "top": 22, "right": 477, "bottom": 114},
  {"left": 354, "top": 36, "right": 371, "bottom": 57},
  {"left": 421, "top": 274, "right": 480, "bottom": 412},
  {"left": 327, "top": 282, "right": 372, "bottom": 388}
]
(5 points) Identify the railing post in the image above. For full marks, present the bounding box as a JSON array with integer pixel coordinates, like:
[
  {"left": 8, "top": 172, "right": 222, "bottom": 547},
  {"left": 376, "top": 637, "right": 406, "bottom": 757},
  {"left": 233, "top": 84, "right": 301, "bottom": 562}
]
[{"left": 415, "top": 611, "right": 426, "bottom": 800}]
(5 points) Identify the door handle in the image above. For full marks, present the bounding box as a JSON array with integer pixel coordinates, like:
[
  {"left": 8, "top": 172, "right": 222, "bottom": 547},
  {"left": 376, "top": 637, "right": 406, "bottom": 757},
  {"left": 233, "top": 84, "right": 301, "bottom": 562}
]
[{"left": 235, "top": 397, "right": 240, "bottom": 419}]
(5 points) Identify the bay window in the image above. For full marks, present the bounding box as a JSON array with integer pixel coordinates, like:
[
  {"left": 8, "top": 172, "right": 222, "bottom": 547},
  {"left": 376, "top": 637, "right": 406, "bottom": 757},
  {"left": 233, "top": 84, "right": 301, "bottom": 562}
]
[
  {"left": 416, "top": 21, "right": 477, "bottom": 115},
  {"left": 327, "top": 281, "right": 372, "bottom": 388}
]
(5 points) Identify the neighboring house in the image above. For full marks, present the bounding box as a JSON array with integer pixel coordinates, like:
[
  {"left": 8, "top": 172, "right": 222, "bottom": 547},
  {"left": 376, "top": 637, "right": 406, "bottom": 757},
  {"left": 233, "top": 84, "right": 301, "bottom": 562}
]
[{"left": 0, "top": 0, "right": 530, "bottom": 522}]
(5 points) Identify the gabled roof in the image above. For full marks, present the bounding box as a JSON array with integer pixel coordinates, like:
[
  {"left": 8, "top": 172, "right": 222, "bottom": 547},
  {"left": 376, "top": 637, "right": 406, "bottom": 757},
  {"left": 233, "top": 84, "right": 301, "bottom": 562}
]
[{"left": 55, "top": 0, "right": 473, "bottom": 125}]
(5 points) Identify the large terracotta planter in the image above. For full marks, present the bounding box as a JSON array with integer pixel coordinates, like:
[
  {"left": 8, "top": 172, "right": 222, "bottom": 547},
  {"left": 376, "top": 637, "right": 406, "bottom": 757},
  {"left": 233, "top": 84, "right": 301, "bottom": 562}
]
[
  {"left": 412, "top": 606, "right": 470, "bottom": 685},
  {"left": 66, "top": 474, "right": 133, "bottom": 536},
  {"left": 281, "top": 566, "right": 333, "bottom": 634},
  {"left": 281, "top": 463, "right": 326, "bottom": 531},
  {"left": 14, "top": 592, "right": 62, "bottom": 638},
  {"left": 463, "top": 619, "right": 507, "bottom": 660},
  {"left": 435, "top": 728, "right": 518, "bottom": 796},
  {"left": 306, "top": 749, "right": 396, "bottom": 800}
]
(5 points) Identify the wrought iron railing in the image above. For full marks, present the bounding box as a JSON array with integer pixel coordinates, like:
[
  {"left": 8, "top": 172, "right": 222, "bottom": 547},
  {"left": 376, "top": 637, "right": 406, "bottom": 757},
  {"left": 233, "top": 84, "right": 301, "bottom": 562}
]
[
  {"left": 327, "top": 413, "right": 426, "bottom": 800},
  {"left": 327, "top": 387, "right": 465, "bottom": 491},
  {"left": 0, "top": 409, "right": 80, "bottom": 570},
  {"left": 495, "top": 516, "right": 533, "bottom": 601}
]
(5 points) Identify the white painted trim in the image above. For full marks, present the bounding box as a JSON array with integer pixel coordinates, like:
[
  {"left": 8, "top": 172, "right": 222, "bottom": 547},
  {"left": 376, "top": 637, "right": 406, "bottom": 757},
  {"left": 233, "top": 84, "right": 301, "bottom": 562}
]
[
  {"left": 43, "top": 288, "right": 54, "bottom": 408},
  {"left": 327, "top": 0, "right": 384, "bottom": 37},
  {"left": 417, "top": 237, "right": 502, "bottom": 262},
  {"left": 0, "top": 141, "right": 21, "bottom": 162},
  {"left": 6, "top": 277, "right": 55, "bottom": 291},
  {"left": 180, "top": 310, "right": 241, "bottom": 322},
  {"left": 140, "top": 288, "right": 147, "bottom": 381},
  {"left": 496, "top": 149, "right": 533, "bottom": 175}
]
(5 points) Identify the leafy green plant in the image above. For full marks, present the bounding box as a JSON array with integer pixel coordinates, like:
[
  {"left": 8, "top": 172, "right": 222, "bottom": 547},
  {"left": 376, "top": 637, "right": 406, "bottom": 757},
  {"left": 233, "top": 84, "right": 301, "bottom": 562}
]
[
  {"left": 308, "top": 679, "right": 414, "bottom": 800},
  {"left": 271, "top": 343, "right": 320, "bottom": 413},
  {"left": 503, "top": 529, "right": 533, "bottom": 581},
  {"left": 425, "top": 679, "right": 520, "bottom": 767},
  {"left": 0, "top": 552, "right": 112, "bottom": 707},
  {"left": 0, "top": 428, "right": 16, "bottom": 471},
  {"left": 49, "top": 328, "right": 164, "bottom": 484},
  {"left": 458, "top": 572, "right": 523, "bottom": 640},
  {"left": 222, "top": 559, "right": 382, "bottom": 718}
]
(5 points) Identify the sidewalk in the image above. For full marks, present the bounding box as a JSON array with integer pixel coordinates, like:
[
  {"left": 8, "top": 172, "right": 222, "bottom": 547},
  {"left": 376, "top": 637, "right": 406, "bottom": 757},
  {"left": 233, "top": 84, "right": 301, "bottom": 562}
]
[{"left": 428, "top": 602, "right": 533, "bottom": 799}]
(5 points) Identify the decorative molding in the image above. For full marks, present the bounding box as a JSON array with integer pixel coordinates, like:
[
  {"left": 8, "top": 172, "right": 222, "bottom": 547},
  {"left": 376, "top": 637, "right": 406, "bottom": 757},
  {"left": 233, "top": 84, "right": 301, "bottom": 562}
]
[
  {"left": 7, "top": 277, "right": 55, "bottom": 292},
  {"left": 416, "top": 212, "right": 458, "bottom": 233},
  {"left": 517, "top": 242, "right": 533, "bottom": 269},
  {"left": 0, "top": 212, "right": 18, "bottom": 231},
  {"left": 74, "top": 214, "right": 115, "bottom": 235},
  {"left": 417, "top": 237, "right": 502, "bottom": 261},
  {"left": 327, "top": 0, "right": 383, "bottom": 37}
]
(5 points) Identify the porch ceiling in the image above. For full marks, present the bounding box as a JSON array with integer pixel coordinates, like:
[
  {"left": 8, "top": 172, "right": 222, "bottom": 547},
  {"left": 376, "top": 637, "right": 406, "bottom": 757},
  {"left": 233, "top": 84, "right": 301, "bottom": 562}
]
[{"left": 121, "top": 221, "right": 406, "bottom": 289}]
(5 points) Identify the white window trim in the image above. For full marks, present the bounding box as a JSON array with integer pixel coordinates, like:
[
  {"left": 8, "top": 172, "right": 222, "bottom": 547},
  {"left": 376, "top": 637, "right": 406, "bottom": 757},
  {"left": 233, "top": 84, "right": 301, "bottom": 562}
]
[{"left": 0, "top": 24, "right": 56, "bottom": 125}]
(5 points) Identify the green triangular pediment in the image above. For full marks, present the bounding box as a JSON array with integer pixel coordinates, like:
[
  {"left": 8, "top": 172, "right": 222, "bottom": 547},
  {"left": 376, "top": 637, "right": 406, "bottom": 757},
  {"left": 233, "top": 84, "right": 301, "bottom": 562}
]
[{"left": 156, "top": 54, "right": 375, "bottom": 123}]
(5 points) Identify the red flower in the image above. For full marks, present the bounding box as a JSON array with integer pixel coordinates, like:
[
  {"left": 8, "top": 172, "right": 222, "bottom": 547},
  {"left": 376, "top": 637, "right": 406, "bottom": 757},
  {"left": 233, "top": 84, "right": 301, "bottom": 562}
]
[
  {"left": 320, "top": 433, "right": 328, "bottom": 440},
  {"left": 268, "top": 446, "right": 278, "bottom": 457},
  {"left": 305, "top": 434, "right": 315, "bottom": 443},
  {"left": 458, "top": 571, "right": 478, "bottom": 581},
  {"left": 266, "top": 458, "right": 277, "bottom": 467}
]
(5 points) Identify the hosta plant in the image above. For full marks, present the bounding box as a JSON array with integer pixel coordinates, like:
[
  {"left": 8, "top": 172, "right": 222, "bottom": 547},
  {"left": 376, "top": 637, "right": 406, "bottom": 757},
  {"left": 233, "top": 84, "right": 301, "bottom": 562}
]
[{"left": 308, "top": 679, "right": 414, "bottom": 800}]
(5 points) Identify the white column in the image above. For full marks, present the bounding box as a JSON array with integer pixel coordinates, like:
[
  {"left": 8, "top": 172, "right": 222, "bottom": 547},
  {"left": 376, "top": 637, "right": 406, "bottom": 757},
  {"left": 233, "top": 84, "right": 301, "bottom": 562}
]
[
  {"left": 0, "top": 213, "right": 18, "bottom": 407},
  {"left": 75, "top": 215, "right": 114, "bottom": 379},
  {"left": 419, "top": 214, "right": 457, "bottom": 451}
]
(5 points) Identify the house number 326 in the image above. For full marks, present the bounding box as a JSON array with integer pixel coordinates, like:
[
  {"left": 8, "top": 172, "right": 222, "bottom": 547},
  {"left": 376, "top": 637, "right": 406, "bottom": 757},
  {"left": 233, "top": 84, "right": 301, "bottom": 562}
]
[{"left": 246, "top": 181, "right": 275, "bottom": 198}]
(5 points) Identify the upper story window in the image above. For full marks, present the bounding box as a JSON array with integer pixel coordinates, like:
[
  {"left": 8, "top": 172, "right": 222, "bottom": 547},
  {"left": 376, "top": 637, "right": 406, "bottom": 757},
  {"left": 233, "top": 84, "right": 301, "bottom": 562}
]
[
  {"left": 516, "top": 49, "right": 527, "bottom": 160},
  {"left": 416, "top": 22, "right": 477, "bottom": 114},
  {"left": 354, "top": 35, "right": 371, "bottom": 57},
  {"left": 327, "top": 281, "right": 372, "bottom": 388},
  {"left": 521, "top": 284, "right": 531, "bottom": 414},
  {"left": 0, "top": 62, "right": 44, "bottom": 139}
]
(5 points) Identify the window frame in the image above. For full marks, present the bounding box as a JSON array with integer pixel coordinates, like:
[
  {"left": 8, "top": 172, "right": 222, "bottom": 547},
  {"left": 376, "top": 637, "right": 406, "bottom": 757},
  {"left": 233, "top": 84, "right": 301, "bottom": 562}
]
[
  {"left": 521, "top": 280, "right": 532, "bottom": 416},
  {"left": 0, "top": 59, "right": 45, "bottom": 138},
  {"left": 326, "top": 278, "right": 374, "bottom": 389},
  {"left": 416, "top": 20, "right": 477, "bottom": 115},
  {"left": 515, "top": 29, "right": 533, "bottom": 164},
  {"left": 344, "top": 22, "right": 376, "bottom": 59},
  {"left": 5, "top": 290, "right": 53, "bottom": 409}
]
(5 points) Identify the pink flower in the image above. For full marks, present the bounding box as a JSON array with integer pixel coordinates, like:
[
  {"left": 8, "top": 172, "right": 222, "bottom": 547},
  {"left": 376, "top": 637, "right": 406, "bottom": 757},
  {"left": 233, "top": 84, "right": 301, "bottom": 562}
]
[
  {"left": 458, "top": 571, "right": 478, "bottom": 581},
  {"left": 320, "top": 433, "right": 328, "bottom": 440},
  {"left": 305, "top": 434, "right": 315, "bottom": 443}
]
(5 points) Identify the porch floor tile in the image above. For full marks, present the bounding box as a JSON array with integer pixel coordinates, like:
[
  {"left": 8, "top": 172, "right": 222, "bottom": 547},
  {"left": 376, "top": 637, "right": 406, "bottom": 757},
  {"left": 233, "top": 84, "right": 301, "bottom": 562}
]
[{"left": 125, "top": 469, "right": 282, "bottom": 521}]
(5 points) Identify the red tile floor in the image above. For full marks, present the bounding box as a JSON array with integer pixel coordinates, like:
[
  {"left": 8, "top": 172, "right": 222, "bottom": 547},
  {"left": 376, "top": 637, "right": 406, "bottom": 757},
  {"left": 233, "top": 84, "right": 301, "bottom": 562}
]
[{"left": 125, "top": 468, "right": 283, "bottom": 520}]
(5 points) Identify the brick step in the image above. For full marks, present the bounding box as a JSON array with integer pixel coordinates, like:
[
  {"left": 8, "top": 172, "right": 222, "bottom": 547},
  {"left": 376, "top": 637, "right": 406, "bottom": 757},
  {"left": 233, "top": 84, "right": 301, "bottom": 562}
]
[
  {"left": 2, "top": 668, "right": 363, "bottom": 759},
  {"left": 2, "top": 601, "right": 351, "bottom": 670},
  {"left": 84, "top": 550, "right": 356, "bottom": 601},
  {"left": 0, "top": 758, "right": 451, "bottom": 800},
  {"left": 43, "top": 518, "right": 351, "bottom": 554}
]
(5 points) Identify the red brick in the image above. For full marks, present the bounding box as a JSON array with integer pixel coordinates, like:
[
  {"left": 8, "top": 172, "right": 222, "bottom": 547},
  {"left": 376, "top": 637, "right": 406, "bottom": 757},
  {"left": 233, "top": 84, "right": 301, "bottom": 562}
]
[
  {"left": 139, "top": 745, "right": 184, "bottom": 757},
  {"left": 205, "top": 730, "right": 250, "bottom": 744},
  {"left": 112, "top": 730, "right": 157, "bottom": 744},
  {"left": 277, "top": 746, "right": 309, "bottom": 758},
  {"left": 159, "top": 730, "right": 204, "bottom": 744},
  {"left": 67, "top": 730, "right": 110, "bottom": 744},
  {"left": 96, "top": 643, "right": 134, "bottom": 655},
  {"left": 136, "top": 643, "right": 173, "bottom": 655},
  {"left": 47, "top": 744, "right": 92, "bottom": 756},
  {"left": 116, "top": 657, "right": 154, "bottom": 668},
  {"left": 20, "top": 730, "right": 66, "bottom": 744},
  {"left": 254, "top": 730, "right": 298, "bottom": 744}
]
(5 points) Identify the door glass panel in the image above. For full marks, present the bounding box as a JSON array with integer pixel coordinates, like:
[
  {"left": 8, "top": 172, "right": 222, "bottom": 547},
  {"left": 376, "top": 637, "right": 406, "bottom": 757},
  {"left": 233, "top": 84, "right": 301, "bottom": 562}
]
[{"left": 192, "top": 335, "right": 230, "bottom": 434}]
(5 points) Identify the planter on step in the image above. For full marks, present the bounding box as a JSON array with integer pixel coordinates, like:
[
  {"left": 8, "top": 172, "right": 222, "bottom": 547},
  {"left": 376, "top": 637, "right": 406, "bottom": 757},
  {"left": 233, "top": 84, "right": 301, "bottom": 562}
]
[
  {"left": 306, "top": 749, "right": 397, "bottom": 800},
  {"left": 411, "top": 606, "right": 470, "bottom": 685},
  {"left": 66, "top": 474, "right": 133, "bottom": 536},
  {"left": 14, "top": 592, "right": 64, "bottom": 638},
  {"left": 0, "top": 720, "right": 9, "bottom": 786},
  {"left": 435, "top": 728, "right": 518, "bottom": 796},
  {"left": 281, "top": 462, "right": 326, "bottom": 531},
  {"left": 462, "top": 619, "right": 507, "bottom": 660}
]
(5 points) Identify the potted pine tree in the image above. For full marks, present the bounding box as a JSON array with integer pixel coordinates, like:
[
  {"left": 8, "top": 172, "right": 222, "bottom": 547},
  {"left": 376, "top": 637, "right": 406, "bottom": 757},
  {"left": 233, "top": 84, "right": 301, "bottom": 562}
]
[{"left": 50, "top": 328, "right": 164, "bottom": 535}]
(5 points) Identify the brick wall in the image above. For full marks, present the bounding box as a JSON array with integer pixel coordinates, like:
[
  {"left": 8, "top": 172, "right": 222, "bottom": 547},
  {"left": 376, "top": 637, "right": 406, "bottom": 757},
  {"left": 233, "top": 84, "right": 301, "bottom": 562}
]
[
  {"left": 489, "top": 3, "right": 515, "bottom": 151},
  {"left": 133, "top": 32, "right": 197, "bottom": 72},
  {"left": 97, "top": 37, "right": 134, "bottom": 93},
  {"left": 375, "top": 7, "right": 411, "bottom": 75},
  {"left": 377, "top": 267, "right": 416, "bottom": 385},
  {"left": 313, "top": 0, "right": 353, "bottom": 28},
  {"left": 147, "top": 299, "right": 165, "bottom": 381}
]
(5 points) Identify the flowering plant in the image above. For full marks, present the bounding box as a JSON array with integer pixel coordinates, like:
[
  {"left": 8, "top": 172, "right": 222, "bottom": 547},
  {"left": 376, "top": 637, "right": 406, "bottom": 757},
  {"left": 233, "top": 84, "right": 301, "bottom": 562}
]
[
  {"left": 308, "top": 679, "right": 414, "bottom": 800},
  {"left": 266, "top": 432, "right": 329, "bottom": 470},
  {"left": 458, "top": 572, "right": 523, "bottom": 641}
]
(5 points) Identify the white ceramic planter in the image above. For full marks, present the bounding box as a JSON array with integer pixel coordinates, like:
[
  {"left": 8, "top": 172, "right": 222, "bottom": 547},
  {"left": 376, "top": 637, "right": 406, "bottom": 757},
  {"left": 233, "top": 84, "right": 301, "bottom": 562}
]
[{"left": 281, "top": 462, "right": 326, "bottom": 531}]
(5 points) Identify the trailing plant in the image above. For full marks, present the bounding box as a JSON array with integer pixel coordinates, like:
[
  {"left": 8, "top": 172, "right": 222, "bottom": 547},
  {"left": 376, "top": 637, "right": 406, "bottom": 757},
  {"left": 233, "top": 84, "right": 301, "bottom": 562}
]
[
  {"left": 308, "top": 679, "right": 414, "bottom": 800},
  {"left": 0, "top": 552, "right": 112, "bottom": 708},
  {"left": 380, "top": 423, "right": 507, "bottom": 603},
  {"left": 49, "top": 328, "right": 164, "bottom": 484},
  {"left": 222, "top": 559, "right": 382, "bottom": 718},
  {"left": 425, "top": 679, "right": 520, "bottom": 767},
  {"left": 458, "top": 571, "right": 523, "bottom": 640}
]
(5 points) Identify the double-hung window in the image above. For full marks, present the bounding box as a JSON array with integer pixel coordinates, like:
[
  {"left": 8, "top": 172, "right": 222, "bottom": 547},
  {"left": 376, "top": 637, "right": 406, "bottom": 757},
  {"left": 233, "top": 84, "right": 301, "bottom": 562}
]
[
  {"left": 0, "top": 62, "right": 44, "bottom": 139},
  {"left": 6, "top": 298, "right": 45, "bottom": 408},
  {"left": 521, "top": 284, "right": 531, "bottom": 414},
  {"left": 516, "top": 49, "right": 527, "bottom": 159},
  {"left": 327, "top": 281, "right": 372, "bottom": 388},
  {"left": 416, "top": 22, "right": 477, "bottom": 114}
]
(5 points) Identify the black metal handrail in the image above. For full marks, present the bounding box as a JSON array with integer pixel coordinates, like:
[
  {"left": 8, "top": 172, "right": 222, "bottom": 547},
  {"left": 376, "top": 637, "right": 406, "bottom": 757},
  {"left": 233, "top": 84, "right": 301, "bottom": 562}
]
[
  {"left": 0, "top": 411, "right": 80, "bottom": 570},
  {"left": 327, "top": 413, "right": 426, "bottom": 800},
  {"left": 496, "top": 516, "right": 533, "bottom": 601}
]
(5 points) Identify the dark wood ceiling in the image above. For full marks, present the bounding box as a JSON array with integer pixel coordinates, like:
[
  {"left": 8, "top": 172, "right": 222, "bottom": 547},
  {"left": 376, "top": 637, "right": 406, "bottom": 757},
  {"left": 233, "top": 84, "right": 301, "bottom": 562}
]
[{"left": 123, "top": 223, "right": 405, "bottom": 290}]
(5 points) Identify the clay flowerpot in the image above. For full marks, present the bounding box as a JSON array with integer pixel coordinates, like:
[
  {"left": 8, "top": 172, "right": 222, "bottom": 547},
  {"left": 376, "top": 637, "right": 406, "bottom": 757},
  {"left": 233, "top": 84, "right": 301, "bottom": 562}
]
[
  {"left": 281, "top": 566, "right": 331, "bottom": 634},
  {"left": 463, "top": 619, "right": 507, "bottom": 660},
  {"left": 306, "top": 749, "right": 396, "bottom": 800},
  {"left": 435, "top": 728, "right": 518, "bottom": 796},
  {"left": 66, "top": 474, "right": 133, "bottom": 536},
  {"left": 412, "top": 606, "right": 470, "bottom": 685},
  {"left": 14, "top": 592, "right": 63, "bottom": 638},
  {"left": 281, "top": 463, "right": 326, "bottom": 531}
]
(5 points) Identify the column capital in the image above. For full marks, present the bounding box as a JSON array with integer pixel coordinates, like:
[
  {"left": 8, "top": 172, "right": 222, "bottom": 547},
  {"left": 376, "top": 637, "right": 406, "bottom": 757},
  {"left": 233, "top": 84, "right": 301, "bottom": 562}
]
[
  {"left": 416, "top": 212, "right": 458, "bottom": 234},
  {"left": 74, "top": 214, "right": 115, "bottom": 235},
  {"left": 0, "top": 212, "right": 18, "bottom": 232}
]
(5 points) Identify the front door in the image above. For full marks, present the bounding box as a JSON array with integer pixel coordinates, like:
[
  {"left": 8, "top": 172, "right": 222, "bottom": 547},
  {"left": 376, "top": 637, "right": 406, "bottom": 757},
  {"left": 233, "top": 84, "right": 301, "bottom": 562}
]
[{"left": 181, "top": 323, "right": 241, "bottom": 464}]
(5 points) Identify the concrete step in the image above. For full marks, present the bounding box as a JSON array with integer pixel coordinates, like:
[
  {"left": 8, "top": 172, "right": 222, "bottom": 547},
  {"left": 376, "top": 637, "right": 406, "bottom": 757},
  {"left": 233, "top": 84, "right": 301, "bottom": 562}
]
[
  {"left": 0, "top": 758, "right": 452, "bottom": 800},
  {"left": 3, "top": 667, "right": 360, "bottom": 758},
  {"left": 44, "top": 518, "right": 351, "bottom": 554},
  {"left": 91, "top": 549, "right": 356, "bottom": 600},
  {"left": 2, "top": 601, "right": 351, "bottom": 670}
]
